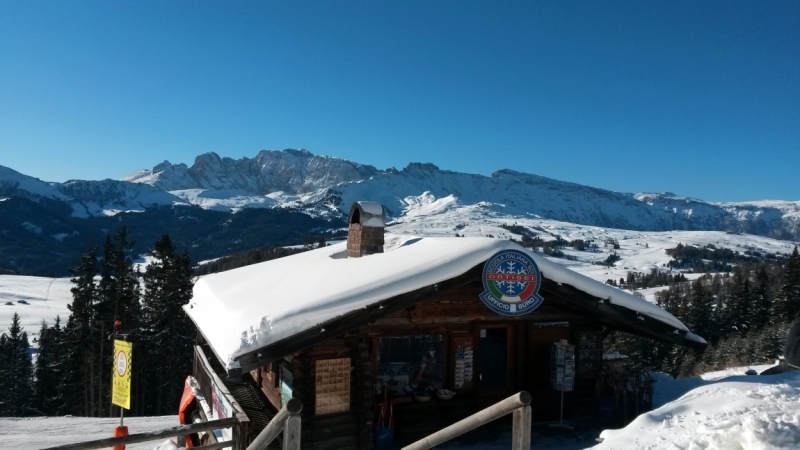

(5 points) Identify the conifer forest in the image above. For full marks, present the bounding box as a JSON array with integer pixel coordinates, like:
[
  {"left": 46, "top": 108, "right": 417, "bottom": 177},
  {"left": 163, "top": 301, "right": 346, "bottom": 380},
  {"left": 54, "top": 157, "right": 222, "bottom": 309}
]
[
  {"left": 0, "top": 228, "right": 195, "bottom": 417},
  {"left": 606, "top": 246, "right": 800, "bottom": 378}
]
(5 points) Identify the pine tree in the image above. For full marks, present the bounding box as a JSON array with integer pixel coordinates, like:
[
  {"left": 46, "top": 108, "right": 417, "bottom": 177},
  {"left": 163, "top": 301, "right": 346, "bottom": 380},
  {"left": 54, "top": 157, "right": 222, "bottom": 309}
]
[
  {"left": 34, "top": 318, "right": 63, "bottom": 415},
  {"left": 61, "top": 246, "right": 99, "bottom": 416},
  {"left": 775, "top": 247, "right": 800, "bottom": 323},
  {"left": 688, "top": 277, "right": 713, "bottom": 342},
  {"left": 752, "top": 266, "right": 772, "bottom": 330},
  {"left": 141, "top": 235, "right": 195, "bottom": 415},
  {"left": 729, "top": 270, "right": 752, "bottom": 333},
  {"left": 0, "top": 313, "right": 34, "bottom": 416},
  {"left": 97, "top": 228, "right": 141, "bottom": 416}
]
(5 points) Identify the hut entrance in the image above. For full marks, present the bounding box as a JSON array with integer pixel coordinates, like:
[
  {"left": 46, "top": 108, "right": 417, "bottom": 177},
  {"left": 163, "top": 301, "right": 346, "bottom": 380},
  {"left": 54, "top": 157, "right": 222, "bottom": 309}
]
[{"left": 479, "top": 327, "right": 509, "bottom": 394}]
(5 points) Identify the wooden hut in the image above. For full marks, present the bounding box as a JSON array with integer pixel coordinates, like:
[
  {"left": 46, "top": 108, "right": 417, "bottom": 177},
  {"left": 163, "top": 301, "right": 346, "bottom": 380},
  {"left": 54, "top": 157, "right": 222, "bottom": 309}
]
[{"left": 183, "top": 201, "right": 705, "bottom": 449}]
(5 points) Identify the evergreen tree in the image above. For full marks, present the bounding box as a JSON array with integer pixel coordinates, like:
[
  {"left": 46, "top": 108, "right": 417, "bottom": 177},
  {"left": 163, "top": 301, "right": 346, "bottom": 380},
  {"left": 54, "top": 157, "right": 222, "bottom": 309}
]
[
  {"left": 729, "top": 270, "right": 752, "bottom": 333},
  {"left": 96, "top": 228, "right": 141, "bottom": 416},
  {"left": 61, "top": 246, "right": 99, "bottom": 416},
  {"left": 688, "top": 277, "right": 714, "bottom": 342},
  {"left": 775, "top": 247, "right": 800, "bottom": 323},
  {"left": 34, "top": 318, "right": 63, "bottom": 415},
  {"left": 141, "top": 235, "right": 196, "bottom": 415},
  {"left": 0, "top": 313, "right": 34, "bottom": 416},
  {"left": 752, "top": 266, "right": 772, "bottom": 330}
]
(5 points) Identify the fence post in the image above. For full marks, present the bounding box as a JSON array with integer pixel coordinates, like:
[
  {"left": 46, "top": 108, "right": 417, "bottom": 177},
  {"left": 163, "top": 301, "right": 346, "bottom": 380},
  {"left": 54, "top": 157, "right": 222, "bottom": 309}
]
[
  {"left": 282, "top": 413, "right": 301, "bottom": 450},
  {"left": 512, "top": 405, "right": 532, "bottom": 450}
]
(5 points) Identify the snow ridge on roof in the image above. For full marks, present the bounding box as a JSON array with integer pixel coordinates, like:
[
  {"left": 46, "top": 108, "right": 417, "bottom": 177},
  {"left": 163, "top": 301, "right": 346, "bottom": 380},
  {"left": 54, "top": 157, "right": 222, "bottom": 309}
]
[{"left": 184, "top": 237, "right": 691, "bottom": 370}]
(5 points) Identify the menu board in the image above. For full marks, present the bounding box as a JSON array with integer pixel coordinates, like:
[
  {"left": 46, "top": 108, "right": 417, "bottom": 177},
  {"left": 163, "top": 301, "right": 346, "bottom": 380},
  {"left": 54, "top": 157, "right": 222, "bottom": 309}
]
[
  {"left": 453, "top": 336, "right": 474, "bottom": 389},
  {"left": 550, "top": 340, "right": 575, "bottom": 392},
  {"left": 315, "top": 358, "right": 351, "bottom": 415}
]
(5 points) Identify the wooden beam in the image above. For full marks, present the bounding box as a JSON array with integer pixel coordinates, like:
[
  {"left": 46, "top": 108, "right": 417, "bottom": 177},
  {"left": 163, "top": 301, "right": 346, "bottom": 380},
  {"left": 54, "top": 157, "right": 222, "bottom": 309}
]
[
  {"left": 539, "top": 278, "right": 705, "bottom": 348},
  {"left": 41, "top": 418, "right": 238, "bottom": 450},
  {"left": 181, "top": 441, "right": 234, "bottom": 450}
]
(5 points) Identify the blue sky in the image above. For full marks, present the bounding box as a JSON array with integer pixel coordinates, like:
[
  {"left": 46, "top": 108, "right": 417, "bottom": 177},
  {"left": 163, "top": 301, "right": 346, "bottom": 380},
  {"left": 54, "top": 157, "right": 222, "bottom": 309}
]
[{"left": 1, "top": 1, "right": 798, "bottom": 202}]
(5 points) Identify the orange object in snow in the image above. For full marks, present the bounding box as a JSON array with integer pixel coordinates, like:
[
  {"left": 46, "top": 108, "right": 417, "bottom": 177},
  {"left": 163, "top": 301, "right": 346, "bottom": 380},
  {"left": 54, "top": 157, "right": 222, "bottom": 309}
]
[
  {"left": 178, "top": 376, "right": 197, "bottom": 448},
  {"left": 113, "top": 426, "right": 128, "bottom": 450}
]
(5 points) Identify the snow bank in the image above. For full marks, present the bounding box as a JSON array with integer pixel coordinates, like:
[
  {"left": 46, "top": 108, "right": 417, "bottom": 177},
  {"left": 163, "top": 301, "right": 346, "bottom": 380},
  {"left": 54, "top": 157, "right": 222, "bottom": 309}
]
[
  {"left": 594, "top": 371, "right": 800, "bottom": 449},
  {"left": 185, "top": 237, "right": 690, "bottom": 370}
]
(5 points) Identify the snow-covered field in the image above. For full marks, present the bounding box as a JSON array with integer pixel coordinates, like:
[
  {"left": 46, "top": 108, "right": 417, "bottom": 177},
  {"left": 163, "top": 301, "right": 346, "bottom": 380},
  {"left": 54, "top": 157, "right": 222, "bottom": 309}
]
[
  {"left": 388, "top": 201, "right": 796, "bottom": 287},
  {"left": 0, "top": 415, "right": 178, "bottom": 450},
  {"left": 0, "top": 275, "right": 73, "bottom": 344}
]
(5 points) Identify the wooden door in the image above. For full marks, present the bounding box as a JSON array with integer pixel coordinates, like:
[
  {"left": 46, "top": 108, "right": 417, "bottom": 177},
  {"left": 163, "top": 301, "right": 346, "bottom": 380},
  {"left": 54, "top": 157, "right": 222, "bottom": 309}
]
[{"left": 525, "top": 325, "right": 573, "bottom": 422}]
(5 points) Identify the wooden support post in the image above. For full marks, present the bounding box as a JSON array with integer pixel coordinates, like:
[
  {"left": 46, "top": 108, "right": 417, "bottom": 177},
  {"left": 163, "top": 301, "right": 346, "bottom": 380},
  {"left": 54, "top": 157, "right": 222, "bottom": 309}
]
[
  {"left": 512, "top": 405, "right": 532, "bottom": 450},
  {"left": 402, "top": 392, "right": 532, "bottom": 450},
  {"left": 282, "top": 414, "right": 301, "bottom": 450},
  {"left": 245, "top": 398, "right": 303, "bottom": 450}
]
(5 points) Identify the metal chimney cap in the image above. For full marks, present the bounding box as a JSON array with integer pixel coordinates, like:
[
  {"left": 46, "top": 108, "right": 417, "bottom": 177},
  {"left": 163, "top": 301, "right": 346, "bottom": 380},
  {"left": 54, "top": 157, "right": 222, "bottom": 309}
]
[{"left": 349, "top": 201, "right": 386, "bottom": 227}]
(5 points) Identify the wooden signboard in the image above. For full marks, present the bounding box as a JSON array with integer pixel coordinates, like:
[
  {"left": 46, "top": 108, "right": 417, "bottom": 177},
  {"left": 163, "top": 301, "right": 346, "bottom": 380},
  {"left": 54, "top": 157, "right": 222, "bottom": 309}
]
[
  {"left": 452, "top": 336, "right": 474, "bottom": 389},
  {"left": 410, "top": 303, "right": 487, "bottom": 323},
  {"left": 315, "top": 358, "right": 351, "bottom": 415}
]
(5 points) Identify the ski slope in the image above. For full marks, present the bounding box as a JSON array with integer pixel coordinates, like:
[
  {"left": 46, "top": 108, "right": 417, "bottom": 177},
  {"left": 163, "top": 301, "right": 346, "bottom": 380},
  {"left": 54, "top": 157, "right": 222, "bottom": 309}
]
[
  {"left": 0, "top": 276, "right": 73, "bottom": 344},
  {"left": 0, "top": 415, "right": 178, "bottom": 450}
]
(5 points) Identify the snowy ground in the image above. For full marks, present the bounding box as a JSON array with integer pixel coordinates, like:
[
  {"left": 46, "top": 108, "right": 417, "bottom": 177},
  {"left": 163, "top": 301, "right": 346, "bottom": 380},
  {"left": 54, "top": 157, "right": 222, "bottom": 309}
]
[
  {"left": 0, "top": 275, "right": 73, "bottom": 344},
  {"left": 0, "top": 415, "right": 178, "bottom": 450},
  {"left": 4, "top": 365, "right": 797, "bottom": 450},
  {"left": 595, "top": 369, "right": 800, "bottom": 449},
  {"left": 388, "top": 202, "right": 796, "bottom": 288}
]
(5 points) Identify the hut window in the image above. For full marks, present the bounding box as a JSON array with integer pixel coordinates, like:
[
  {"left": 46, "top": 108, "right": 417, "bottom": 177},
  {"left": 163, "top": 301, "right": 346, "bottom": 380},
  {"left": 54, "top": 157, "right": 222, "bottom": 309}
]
[
  {"left": 315, "top": 358, "right": 351, "bottom": 415},
  {"left": 279, "top": 364, "right": 294, "bottom": 408},
  {"left": 376, "top": 335, "right": 444, "bottom": 398}
]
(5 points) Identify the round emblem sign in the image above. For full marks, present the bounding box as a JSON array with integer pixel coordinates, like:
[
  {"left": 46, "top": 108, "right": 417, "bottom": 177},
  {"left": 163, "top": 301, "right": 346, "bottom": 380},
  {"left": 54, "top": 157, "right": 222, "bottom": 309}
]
[
  {"left": 479, "top": 250, "right": 544, "bottom": 316},
  {"left": 116, "top": 350, "right": 128, "bottom": 377}
]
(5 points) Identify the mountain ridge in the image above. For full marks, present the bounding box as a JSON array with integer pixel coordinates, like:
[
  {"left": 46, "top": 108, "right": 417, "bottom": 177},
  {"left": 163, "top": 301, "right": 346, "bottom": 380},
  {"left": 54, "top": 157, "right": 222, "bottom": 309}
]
[{"left": 1, "top": 149, "right": 799, "bottom": 242}]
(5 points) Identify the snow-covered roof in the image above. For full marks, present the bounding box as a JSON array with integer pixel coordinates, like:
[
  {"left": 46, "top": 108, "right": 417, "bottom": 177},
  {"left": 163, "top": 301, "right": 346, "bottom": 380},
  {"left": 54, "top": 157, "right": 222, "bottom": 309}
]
[{"left": 185, "top": 236, "right": 695, "bottom": 371}]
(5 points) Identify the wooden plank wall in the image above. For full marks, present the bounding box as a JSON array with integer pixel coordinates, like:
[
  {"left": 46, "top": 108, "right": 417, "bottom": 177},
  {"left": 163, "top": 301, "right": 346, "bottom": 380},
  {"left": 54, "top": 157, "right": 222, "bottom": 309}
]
[{"left": 286, "top": 334, "right": 374, "bottom": 450}]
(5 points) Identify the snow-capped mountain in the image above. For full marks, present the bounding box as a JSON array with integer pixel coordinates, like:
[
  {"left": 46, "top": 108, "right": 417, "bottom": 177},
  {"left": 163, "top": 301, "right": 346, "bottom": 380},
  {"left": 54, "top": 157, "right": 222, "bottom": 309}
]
[
  {"left": 2, "top": 149, "right": 799, "bottom": 242},
  {"left": 122, "top": 149, "right": 382, "bottom": 194},
  {"left": 1, "top": 148, "right": 798, "bottom": 276},
  {"left": 0, "top": 165, "right": 181, "bottom": 217}
]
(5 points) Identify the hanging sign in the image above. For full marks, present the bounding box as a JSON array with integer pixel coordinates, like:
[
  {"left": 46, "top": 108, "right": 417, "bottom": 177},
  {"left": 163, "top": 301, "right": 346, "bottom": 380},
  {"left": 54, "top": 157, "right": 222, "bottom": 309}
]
[
  {"left": 112, "top": 339, "right": 133, "bottom": 410},
  {"left": 479, "top": 249, "right": 544, "bottom": 316}
]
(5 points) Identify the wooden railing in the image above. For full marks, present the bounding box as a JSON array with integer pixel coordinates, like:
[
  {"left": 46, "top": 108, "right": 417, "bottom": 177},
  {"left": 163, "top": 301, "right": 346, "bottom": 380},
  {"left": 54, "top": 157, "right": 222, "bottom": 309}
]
[
  {"left": 40, "top": 398, "right": 304, "bottom": 450},
  {"left": 245, "top": 398, "right": 303, "bottom": 450},
  {"left": 402, "top": 391, "right": 532, "bottom": 450},
  {"left": 41, "top": 417, "right": 238, "bottom": 450}
]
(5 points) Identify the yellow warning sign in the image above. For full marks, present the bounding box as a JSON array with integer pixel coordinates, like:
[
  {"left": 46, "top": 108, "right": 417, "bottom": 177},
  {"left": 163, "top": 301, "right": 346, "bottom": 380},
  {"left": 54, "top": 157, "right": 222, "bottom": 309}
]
[{"left": 112, "top": 340, "right": 132, "bottom": 410}]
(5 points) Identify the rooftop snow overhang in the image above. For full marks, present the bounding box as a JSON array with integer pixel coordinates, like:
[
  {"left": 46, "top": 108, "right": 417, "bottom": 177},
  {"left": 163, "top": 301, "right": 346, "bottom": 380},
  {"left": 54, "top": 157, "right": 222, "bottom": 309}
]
[
  {"left": 224, "top": 267, "right": 706, "bottom": 377},
  {"left": 184, "top": 237, "right": 705, "bottom": 377}
]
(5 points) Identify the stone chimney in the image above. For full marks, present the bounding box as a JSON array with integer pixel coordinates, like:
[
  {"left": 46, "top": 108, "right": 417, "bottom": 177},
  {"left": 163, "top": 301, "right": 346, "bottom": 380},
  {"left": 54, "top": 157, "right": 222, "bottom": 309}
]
[{"left": 347, "top": 201, "right": 386, "bottom": 258}]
